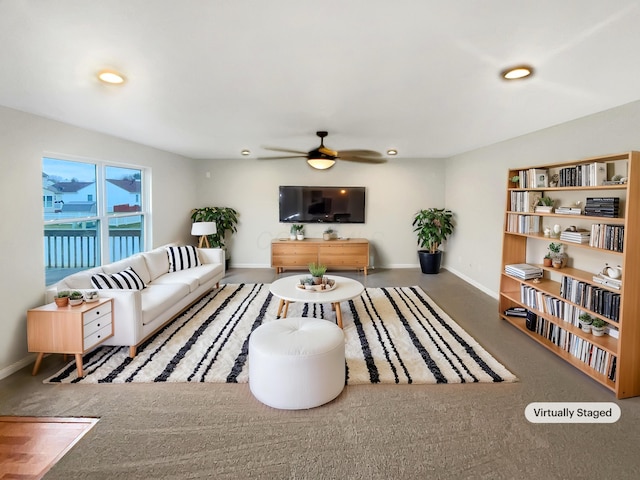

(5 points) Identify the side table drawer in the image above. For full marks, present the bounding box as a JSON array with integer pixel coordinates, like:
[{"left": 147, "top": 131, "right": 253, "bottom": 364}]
[
  {"left": 84, "top": 323, "right": 112, "bottom": 350},
  {"left": 83, "top": 301, "right": 112, "bottom": 325},
  {"left": 84, "top": 313, "right": 111, "bottom": 337}
]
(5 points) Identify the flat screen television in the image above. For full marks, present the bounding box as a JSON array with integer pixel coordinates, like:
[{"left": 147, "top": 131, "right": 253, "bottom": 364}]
[{"left": 279, "top": 186, "right": 366, "bottom": 223}]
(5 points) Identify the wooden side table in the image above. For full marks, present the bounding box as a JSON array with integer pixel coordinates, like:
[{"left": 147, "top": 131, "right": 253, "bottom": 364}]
[{"left": 27, "top": 298, "right": 113, "bottom": 377}]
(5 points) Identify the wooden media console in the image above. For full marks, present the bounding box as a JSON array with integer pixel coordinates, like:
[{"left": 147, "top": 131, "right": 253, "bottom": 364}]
[{"left": 271, "top": 238, "right": 369, "bottom": 274}]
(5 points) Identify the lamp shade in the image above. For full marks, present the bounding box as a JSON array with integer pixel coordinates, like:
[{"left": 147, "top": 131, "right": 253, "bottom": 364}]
[
  {"left": 307, "top": 158, "right": 336, "bottom": 170},
  {"left": 191, "top": 222, "right": 217, "bottom": 236}
]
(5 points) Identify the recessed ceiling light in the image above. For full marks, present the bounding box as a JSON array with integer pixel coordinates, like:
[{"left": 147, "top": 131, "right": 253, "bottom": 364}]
[
  {"left": 97, "top": 70, "right": 126, "bottom": 85},
  {"left": 241, "top": 149, "right": 251, "bottom": 156},
  {"left": 387, "top": 149, "right": 398, "bottom": 156},
  {"left": 500, "top": 65, "right": 534, "bottom": 80}
]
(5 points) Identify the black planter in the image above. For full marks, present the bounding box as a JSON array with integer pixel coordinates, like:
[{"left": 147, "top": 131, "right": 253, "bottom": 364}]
[{"left": 418, "top": 250, "right": 442, "bottom": 274}]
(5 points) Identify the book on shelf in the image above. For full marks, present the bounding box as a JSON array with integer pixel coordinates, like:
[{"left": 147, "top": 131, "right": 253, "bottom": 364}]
[
  {"left": 592, "top": 273, "right": 622, "bottom": 290},
  {"left": 559, "top": 230, "right": 590, "bottom": 243},
  {"left": 504, "top": 307, "right": 528, "bottom": 318},
  {"left": 530, "top": 169, "right": 549, "bottom": 188},
  {"left": 505, "top": 263, "right": 543, "bottom": 279},
  {"left": 555, "top": 206, "right": 582, "bottom": 215}
]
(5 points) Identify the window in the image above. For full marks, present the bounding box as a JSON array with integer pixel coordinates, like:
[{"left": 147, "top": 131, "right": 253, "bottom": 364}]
[{"left": 42, "top": 157, "right": 149, "bottom": 286}]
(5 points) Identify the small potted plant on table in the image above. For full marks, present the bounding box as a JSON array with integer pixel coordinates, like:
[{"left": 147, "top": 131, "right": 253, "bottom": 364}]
[
  {"left": 69, "top": 291, "right": 84, "bottom": 306},
  {"left": 308, "top": 262, "right": 327, "bottom": 285},
  {"left": 54, "top": 290, "right": 70, "bottom": 307}
]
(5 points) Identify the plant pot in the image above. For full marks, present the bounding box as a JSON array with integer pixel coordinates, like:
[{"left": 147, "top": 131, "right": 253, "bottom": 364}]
[
  {"left": 418, "top": 250, "right": 442, "bottom": 274},
  {"left": 290, "top": 234, "right": 296, "bottom": 240},
  {"left": 323, "top": 233, "right": 331, "bottom": 240},
  {"left": 54, "top": 297, "right": 69, "bottom": 307},
  {"left": 592, "top": 326, "right": 606, "bottom": 337},
  {"left": 552, "top": 260, "right": 562, "bottom": 269},
  {"left": 69, "top": 298, "right": 84, "bottom": 306},
  {"left": 312, "top": 276, "right": 323, "bottom": 285},
  {"left": 296, "top": 234, "right": 305, "bottom": 240},
  {"left": 580, "top": 322, "right": 592, "bottom": 333},
  {"left": 543, "top": 257, "right": 552, "bottom": 267}
]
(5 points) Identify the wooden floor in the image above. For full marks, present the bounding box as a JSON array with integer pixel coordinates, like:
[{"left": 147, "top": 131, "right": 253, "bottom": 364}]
[{"left": 0, "top": 416, "right": 98, "bottom": 479}]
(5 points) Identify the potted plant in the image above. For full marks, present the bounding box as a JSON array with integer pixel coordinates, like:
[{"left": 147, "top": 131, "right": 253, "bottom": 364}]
[
  {"left": 308, "top": 262, "right": 327, "bottom": 284},
  {"left": 289, "top": 224, "right": 301, "bottom": 240},
  {"left": 412, "top": 208, "right": 455, "bottom": 274},
  {"left": 69, "top": 290, "right": 84, "bottom": 306},
  {"left": 54, "top": 290, "right": 70, "bottom": 307},
  {"left": 323, "top": 228, "right": 336, "bottom": 241},
  {"left": 191, "top": 207, "right": 239, "bottom": 266},
  {"left": 548, "top": 242, "right": 567, "bottom": 268},
  {"left": 535, "top": 196, "right": 554, "bottom": 213},
  {"left": 543, "top": 253, "right": 552, "bottom": 267},
  {"left": 578, "top": 313, "right": 593, "bottom": 333},
  {"left": 591, "top": 318, "right": 607, "bottom": 337}
]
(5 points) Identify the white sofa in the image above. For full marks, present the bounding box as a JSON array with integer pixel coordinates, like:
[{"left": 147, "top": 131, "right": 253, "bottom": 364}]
[{"left": 46, "top": 245, "right": 225, "bottom": 357}]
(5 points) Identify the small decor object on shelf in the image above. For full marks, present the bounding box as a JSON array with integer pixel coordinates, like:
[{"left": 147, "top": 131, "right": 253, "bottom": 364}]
[
  {"left": 535, "top": 196, "right": 554, "bottom": 213},
  {"left": 591, "top": 318, "right": 607, "bottom": 337},
  {"left": 54, "top": 290, "right": 70, "bottom": 307},
  {"left": 69, "top": 291, "right": 84, "bottom": 306},
  {"left": 548, "top": 242, "right": 567, "bottom": 268},
  {"left": 579, "top": 313, "right": 593, "bottom": 333}
]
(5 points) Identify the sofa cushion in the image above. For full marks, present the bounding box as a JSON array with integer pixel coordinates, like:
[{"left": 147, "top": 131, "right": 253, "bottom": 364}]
[
  {"left": 102, "top": 255, "right": 151, "bottom": 285},
  {"left": 91, "top": 267, "right": 147, "bottom": 290},
  {"left": 166, "top": 245, "right": 201, "bottom": 272},
  {"left": 59, "top": 267, "right": 103, "bottom": 290},
  {"left": 152, "top": 264, "right": 222, "bottom": 292},
  {"left": 141, "top": 247, "right": 171, "bottom": 282},
  {"left": 141, "top": 283, "right": 190, "bottom": 327}
]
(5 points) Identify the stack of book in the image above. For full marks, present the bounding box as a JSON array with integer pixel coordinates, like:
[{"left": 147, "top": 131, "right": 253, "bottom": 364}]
[
  {"left": 554, "top": 206, "right": 582, "bottom": 215},
  {"left": 559, "top": 229, "right": 591, "bottom": 243},
  {"left": 592, "top": 273, "right": 622, "bottom": 290},
  {"left": 584, "top": 197, "right": 619, "bottom": 218},
  {"left": 504, "top": 307, "right": 527, "bottom": 317},
  {"left": 505, "top": 263, "right": 543, "bottom": 280}
]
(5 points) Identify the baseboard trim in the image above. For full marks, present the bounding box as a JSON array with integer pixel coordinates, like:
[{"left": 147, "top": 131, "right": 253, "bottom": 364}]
[
  {"left": 445, "top": 266, "right": 498, "bottom": 299},
  {"left": 0, "top": 353, "right": 37, "bottom": 381}
]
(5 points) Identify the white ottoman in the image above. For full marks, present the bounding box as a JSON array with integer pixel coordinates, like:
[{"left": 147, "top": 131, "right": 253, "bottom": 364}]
[{"left": 249, "top": 317, "right": 345, "bottom": 410}]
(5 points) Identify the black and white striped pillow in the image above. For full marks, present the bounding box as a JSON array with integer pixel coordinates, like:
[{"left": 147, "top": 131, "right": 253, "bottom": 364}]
[
  {"left": 166, "top": 245, "right": 201, "bottom": 272},
  {"left": 91, "top": 267, "right": 147, "bottom": 290}
]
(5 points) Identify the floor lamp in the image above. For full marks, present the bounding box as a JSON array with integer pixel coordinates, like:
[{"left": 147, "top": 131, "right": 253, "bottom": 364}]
[{"left": 191, "top": 221, "right": 217, "bottom": 248}]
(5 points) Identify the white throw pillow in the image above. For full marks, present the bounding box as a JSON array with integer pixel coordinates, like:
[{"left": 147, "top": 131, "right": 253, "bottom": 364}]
[
  {"left": 91, "top": 267, "right": 147, "bottom": 290},
  {"left": 166, "top": 245, "right": 201, "bottom": 272}
]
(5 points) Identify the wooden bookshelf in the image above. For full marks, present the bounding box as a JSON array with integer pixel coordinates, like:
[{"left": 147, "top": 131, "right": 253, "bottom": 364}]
[{"left": 499, "top": 151, "right": 640, "bottom": 398}]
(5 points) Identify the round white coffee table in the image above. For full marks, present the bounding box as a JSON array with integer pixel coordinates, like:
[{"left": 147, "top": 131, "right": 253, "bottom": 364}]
[{"left": 269, "top": 275, "right": 364, "bottom": 328}]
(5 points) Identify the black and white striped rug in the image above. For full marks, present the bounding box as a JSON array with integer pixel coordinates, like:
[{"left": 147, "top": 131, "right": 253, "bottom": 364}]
[{"left": 44, "top": 284, "right": 517, "bottom": 385}]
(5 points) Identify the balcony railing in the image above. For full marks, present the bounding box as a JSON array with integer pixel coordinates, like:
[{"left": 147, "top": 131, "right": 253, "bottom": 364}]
[{"left": 44, "top": 229, "right": 142, "bottom": 285}]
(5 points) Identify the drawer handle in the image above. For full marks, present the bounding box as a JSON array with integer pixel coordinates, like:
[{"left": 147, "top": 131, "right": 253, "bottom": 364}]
[
  {"left": 97, "top": 335, "right": 101, "bottom": 339},
  {"left": 96, "top": 323, "right": 101, "bottom": 327},
  {"left": 96, "top": 311, "right": 100, "bottom": 315}
]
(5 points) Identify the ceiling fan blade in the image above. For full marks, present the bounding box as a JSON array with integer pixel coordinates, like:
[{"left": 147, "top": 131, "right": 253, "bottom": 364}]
[
  {"left": 257, "top": 155, "right": 307, "bottom": 160},
  {"left": 338, "top": 156, "right": 387, "bottom": 164},
  {"left": 318, "top": 146, "right": 338, "bottom": 157},
  {"left": 262, "top": 146, "right": 308, "bottom": 155},
  {"left": 338, "top": 149, "right": 384, "bottom": 158}
]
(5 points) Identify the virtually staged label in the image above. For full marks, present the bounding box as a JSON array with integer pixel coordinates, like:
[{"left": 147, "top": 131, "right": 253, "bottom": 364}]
[{"left": 525, "top": 402, "right": 621, "bottom": 423}]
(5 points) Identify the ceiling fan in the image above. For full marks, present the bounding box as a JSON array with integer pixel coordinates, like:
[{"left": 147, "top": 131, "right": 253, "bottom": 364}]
[{"left": 258, "top": 131, "right": 386, "bottom": 170}]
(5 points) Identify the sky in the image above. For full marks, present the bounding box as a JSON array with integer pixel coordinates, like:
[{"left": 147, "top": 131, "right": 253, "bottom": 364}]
[{"left": 43, "top": 157, "right": 139, "bottom": 182}]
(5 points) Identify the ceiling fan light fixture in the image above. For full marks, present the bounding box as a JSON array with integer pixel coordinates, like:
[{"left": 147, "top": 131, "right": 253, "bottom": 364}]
[
  {"left": 500, "top": 65, "right": 534, "bottom": 80},
  {"left": 241, "top": 149, "right": 251, "bottom": 156},
  {"left": 387, "top": 149, "right": 398, "bottom": 156},
  {"left": 97, "top": 69, "right": 126, "bottom": 85},
  {"left": 307, "top": 158, "right": 336, "bottom": 170}
]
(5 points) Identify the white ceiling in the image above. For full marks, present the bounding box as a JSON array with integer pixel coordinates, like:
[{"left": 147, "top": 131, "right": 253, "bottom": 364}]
[{"left": 2, "top": 1, "right": 640, "bottom": 160}]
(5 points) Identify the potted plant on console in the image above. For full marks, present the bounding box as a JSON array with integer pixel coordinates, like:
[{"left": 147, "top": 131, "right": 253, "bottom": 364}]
[
  {"left": 54, "top": 290, "right": 70, "bottom": 307},
  {"left": 191, "top": 206, "right": 239, "bottom": 268},
  {"left": 412, "top": 208, "right": 455, "bottom": 274}
]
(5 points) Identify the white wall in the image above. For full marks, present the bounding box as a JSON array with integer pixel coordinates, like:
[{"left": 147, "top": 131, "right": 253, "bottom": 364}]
[
  {"left": 445, "top": 99, "right": 640, "bottom": 297},
  {"left": 0, "top": 106, "right": 197, "bottom": 376},
  {"left": 194, "top": 156, "right": 447, "bottom": 268}
]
